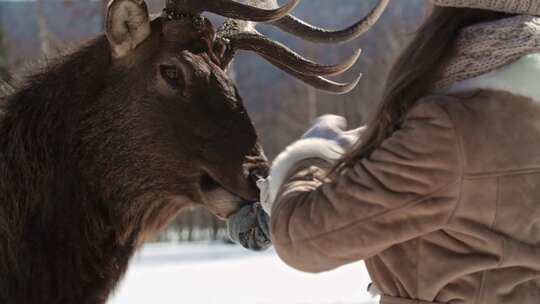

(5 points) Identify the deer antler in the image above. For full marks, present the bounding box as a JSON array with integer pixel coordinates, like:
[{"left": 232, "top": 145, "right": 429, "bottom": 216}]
[{"left": 165, "top": 0, "right": 388, "bottom": 94}]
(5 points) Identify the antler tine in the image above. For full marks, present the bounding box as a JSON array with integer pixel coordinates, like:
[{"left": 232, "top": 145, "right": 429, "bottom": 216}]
[
  {"left": 272, "top": 0, "right": 389, "bottom": 44},
  {"left": 229, "top": 32, "right": 362, "bottom": 76},
  {"left": 165, "top": 0, "right": 299, "bottom": 22},
  {"left": 263, "top": 54, "right": 363, "bottom": 95}
]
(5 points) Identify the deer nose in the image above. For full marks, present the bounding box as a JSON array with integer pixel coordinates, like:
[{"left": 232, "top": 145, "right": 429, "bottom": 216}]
[{"left": 248, "top": 164, "right": 269, "bottom": 182}]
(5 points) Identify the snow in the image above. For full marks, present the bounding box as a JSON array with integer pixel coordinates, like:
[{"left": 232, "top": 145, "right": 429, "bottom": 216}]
[{"left": 109, "top": 242, "right": 379, "bottom": 304}]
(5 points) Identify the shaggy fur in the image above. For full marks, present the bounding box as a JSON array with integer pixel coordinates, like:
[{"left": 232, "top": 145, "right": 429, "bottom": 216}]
[
  {"left": 443, "top": 52, "right": 540, "bottom": 101},
  {"left": 0, "top": 16, "right": 267, "bottom": 304}
]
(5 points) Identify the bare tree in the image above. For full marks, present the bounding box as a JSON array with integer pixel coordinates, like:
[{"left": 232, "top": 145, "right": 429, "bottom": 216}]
[
  {"left": 35, "top": 0, "right": 63, "bottom": 57},
  {"left": 0, "top": 25, "right": 9, "bottom": 81}
]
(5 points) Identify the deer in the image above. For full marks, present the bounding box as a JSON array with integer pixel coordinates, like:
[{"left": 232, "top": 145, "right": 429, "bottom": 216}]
[{"left": 0, "top": 0, "right": 388, "bottom": 303}]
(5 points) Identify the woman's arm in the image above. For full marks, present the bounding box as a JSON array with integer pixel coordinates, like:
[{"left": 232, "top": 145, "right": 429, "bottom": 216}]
[{"left": 270, "top": 101, "right": 462, "bottom": 273}]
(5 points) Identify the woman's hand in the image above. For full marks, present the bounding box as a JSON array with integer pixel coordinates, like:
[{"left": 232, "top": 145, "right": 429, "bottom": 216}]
[
  {"left": 226, "top": 203, "right": 271, "bottom": 251},
  {"left": 226, "top": 115, "right": 364, "bottom": 250}
]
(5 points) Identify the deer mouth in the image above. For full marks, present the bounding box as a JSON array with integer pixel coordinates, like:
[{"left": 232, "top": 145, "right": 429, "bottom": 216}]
[{"left": 198, "top": 173, "right": 255, "bottom": 219}]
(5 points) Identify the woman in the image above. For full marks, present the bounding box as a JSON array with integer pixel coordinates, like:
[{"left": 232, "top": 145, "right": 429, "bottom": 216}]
[{"left": 263, "top": 1, "right": 540, "bottom": 303}]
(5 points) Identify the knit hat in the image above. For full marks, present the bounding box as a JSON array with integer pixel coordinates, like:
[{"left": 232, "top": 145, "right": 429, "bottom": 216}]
[{"left": 432, "top": 0, "right": 540, "bottom": 15}]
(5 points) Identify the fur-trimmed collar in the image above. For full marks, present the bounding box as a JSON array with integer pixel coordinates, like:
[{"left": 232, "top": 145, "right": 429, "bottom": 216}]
[{"left": 441, "top": 53, "right": 540, "bottom": 102}]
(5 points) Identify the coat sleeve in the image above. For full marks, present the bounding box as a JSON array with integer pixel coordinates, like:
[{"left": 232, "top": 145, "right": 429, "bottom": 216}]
[{"left": 270, "top": 101, "right": 463, "bottom": 273}]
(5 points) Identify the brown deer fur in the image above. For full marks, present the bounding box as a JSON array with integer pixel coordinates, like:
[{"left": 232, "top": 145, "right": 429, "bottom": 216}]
[{"left": 0, "top": 13, "right": 267, "bottom": 304}]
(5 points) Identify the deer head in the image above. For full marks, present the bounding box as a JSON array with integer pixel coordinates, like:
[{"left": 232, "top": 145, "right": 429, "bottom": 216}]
[
  {"left": 100, "top": 0, "right": 388, "bottom": 234},
  {"left": 101, "top": 0, "right": 277, "bottom": 232}
]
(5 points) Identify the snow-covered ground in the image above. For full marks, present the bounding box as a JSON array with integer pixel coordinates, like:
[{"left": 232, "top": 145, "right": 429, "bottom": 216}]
[{"left": 109, "top": 242, "right": 378, "bottom": 304}]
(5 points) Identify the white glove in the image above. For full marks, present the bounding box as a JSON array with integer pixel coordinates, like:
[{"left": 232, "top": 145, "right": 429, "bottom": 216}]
[
  {"left": 302, "top": 114, "right": 364, "bottom": 152},
  {"left": 260, "top": 115, "right": 366, "bottom": 215}
]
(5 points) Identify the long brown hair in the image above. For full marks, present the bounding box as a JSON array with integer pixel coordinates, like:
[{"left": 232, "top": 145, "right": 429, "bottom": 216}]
[{"left": 335, "top": 7, "right": 513, "bottom": 170}]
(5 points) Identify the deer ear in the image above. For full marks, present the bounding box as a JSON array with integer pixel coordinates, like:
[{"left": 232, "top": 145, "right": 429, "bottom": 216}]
[{"left": 106, "top": 0, "right": 151, "bottom": 59}]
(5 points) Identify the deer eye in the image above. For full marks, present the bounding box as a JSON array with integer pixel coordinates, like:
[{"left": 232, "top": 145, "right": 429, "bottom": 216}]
[{"left": 160, "top": 64, "right": 182, "bottom": 88}]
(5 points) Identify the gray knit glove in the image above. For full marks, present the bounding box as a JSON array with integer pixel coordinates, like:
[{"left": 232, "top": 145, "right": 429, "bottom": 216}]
[{"left": 226, "top": 203, "right": 271, "bottom": 251}]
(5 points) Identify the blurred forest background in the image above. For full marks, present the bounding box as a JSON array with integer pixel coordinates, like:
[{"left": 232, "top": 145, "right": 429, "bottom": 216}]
[{"left": 0, "top": 0, "right": 426, "bottom": 243}]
